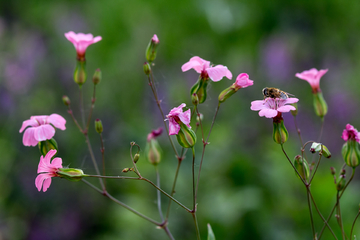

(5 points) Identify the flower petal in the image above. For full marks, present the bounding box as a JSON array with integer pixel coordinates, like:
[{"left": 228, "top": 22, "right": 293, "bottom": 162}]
[
  {"left": 259, "top": 109, "right": 278, "bottom": 118},
  {"left": 48, "top": 114, "right": 66, "bottom": 130},
  {"left": 277, "top": 105, "right": 296, "bottom": 112},
  {"left": 206, "top": 65, "right": 232, "bottom": 82},
  {"left": 23, "top": 127, "right": 39, "bottom": 146},
  {"left": 19, "top": 119, "right": 38, "bottom": 133},
  {"left": 35, "top": 173, "right": 52, "bottom": 192},
  {"left": 168, "top": 118, "right": 180, "bottom": 135},
  {"left": 178, "top": 109, "right": 191, "bottom": 126},
  {"left": 250, "top": 100, "right": 266, "bottom": 111},
  {"left": 181, "top": 56, "right": 206, "bottom": 73},
  {"left": 33, "top": 125, "right": 55, "bottom": 142}
]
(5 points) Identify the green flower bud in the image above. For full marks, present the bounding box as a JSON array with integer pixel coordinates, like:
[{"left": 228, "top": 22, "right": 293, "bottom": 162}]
[
  {"left": 95, "top": 119, "right": 103, "bottom": 134},
  {"left": 143, "top": 62, "right": 151, "bottom": 76},
  {"left": 218, "top": 85, "right": 236, "bottom": 103},
  {"left": 190, "top": 78, "right": 208, "bottom": 104},
  {"left": 191, "top": 93, "right": 199, "bottom": 106},
  {"left": 342, "top": 141, "right": 360, "bottom": 168},
  {"left": 62, "top": 95, "right": 71, "bottom": 106},
  {"left": 272, "top": 118, "right": 288, "bottom": 144},
  {"left": 145, "top": 34, "right": 159, "bottom": 63},
  {"left": 58, "top": 168, "right": 87, "bottom": 182},
  {"left": 330, "top": 167, "right": 336, "bottom": 175},
  {"left": 310, "top": 142, "right": 331, "bottom": 158},
  {"left": 313, "top": 92, "right": 328, "bottom": 118},
  {"left": 74, "top": 60, "right": 87, "bottom": 86},
  {"left": 39, "top": 138, "right": 58, "bottom": 156},
  {"left": 92, "top": 68, "right": 101, "bottom": 85},
  {"left": 294, "top": 155, "right": 310, "bottom": 181},
  {"left": 145, "top": 138, "right": 162, "bottom": 165},
  {"left": 133, "top": 153, "right": 140, "bottom": 163},
  {"left": 336, "top": 175, "right": 346, "bottom": 191},
  {"left": 176, "top": 123, "right": 197, "bottom": 148}
]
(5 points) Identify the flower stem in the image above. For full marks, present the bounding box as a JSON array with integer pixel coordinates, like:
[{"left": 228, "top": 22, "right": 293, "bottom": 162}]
[
  {"left": 79, "top": 87, "right": 86, "bottom": 128},
  {"left": 99, "top": 133, "right": 106, "bottom": 190},
  {"left": 350, "top": 208, "right": 360, "bottom": 240},
  {"left": 165, "top": 159, "right": 183, "bottom": 220},
  {"left": 155, "top": 166, "right": 164, "bottom": 222},
  {"left": 85, "top": 133, "right": 105, "bottom": 190},
  {"left": 192, "top": 147, "right": 196, "bottom": 210},
  {"left": 86, "top": 83, "right": 97, "bottom": 131},
  {"left": 306, "top": 188, "right": 316, "bottom": 238},
  {"left": 336, "top": 192, "right": 346, "bottom": 240},
  {"left": 191, "top": 212, "right": 201, "bottom": 240}
]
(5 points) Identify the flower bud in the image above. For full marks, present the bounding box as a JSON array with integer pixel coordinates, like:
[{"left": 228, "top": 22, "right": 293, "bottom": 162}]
[
  {"left": 196, "top": 113, "right": 203, "bottom": 123},
  {"left": 143, "top": 62, "right": 151, "bottom": 76},
  {"left": 218, "top": 85, "right": 236, "bottom": 103},
  {"left": 74, "top": 60, "right": 87, "bottom": 86},
  {"left": 176, "top": 123, "right": 197, "bottom": 148},
  {"left": 336, "top": 175, "right": 346, "bottom": 191},
  {"left": 122, "top": 168, "right": 131, "bottom": 173},
  {"left": 58, "top": 168, "right": 87, "bottom": 182},
  {"left": 313, "top": 92, "right": 328, "bottom": 118},
  {"left": 62, "top": 95, "right": 71, "bottom": 106},
  {"left": 310, "top": 142, "right": 331, "bottom": 158},
  {"left": 330, "top": 167, "right": 336, "bottom": 175},
  {"left": 133, "top": 153, "right": 140, "bottom": 163},
  {"left": 92, "top": 68, "right": 101, "bottom": 85},
  {"left": 291, "top": 102, "right": 298, "bottom": 116},
  {"left": 272, "top": 119, "right": 288, "bottom": 144},
  {"left": 145, "top": 34, "right": 159, "bottom": 62},
  {"left": 95, "top": 119, "right": 103, "bottom": 133},
  {"left": 190, "top": 78, "right": 208, "bottom": 104},
  {"left": 293, "top": 155, "right": 310, "bottom": 181},
  {"left": 39, "top": 138, "right": 58, "bottom": 156},
  {"left": 191, "top": 93, "right": 199, "bottom": 106},
  {"left": 342, "top": 140, "right": 360, "bottom": 168},
  {"left": 145, "top": 138, "right": 162, "bottom": 165}
]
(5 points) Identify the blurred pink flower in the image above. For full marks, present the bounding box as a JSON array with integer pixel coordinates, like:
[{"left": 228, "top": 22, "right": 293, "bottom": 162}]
[
  {"left": 166, "top": 103, "right": 191, "bottom": 135},
  {"left": 342, "top": 124, "right": 360, "bottom": 143},
  {"left": 250, "top": 98, "right": 299, "bottom": 118},
  {"left": 147, "top": 127, "right": 163, "bottom": 141},
  {"left": 19, "top": 114, "right": 66, "bottom": 147},
  {"left": 64, "top": 31, "right": 102, "bottom": 60},
  {"left": 35, "top": 149, "right": 63, "bottom": 192},
  {"left": 181, "top": 56, "right": 232, "bottom": 82},
  {"left": 152, "top": 34, "right": 159, "bottom": 44},
  {"left": 295, "top": 68, "right": 328, "bottom": 93},
  {"left": 234, "top": 73, "right": 253, "bottom": 89}
]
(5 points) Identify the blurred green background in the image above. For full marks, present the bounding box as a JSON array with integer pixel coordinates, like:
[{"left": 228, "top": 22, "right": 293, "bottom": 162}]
[{"left": 1, "top": 0, "right": 360, "bottom": 239}]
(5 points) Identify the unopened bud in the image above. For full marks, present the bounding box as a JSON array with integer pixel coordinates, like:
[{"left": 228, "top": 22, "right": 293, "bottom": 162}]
[
  {"left": 133, "top": 153, "right": 140, "bottom": 163},
  {"left": 92, "top": 68, "right": 101, "bottom": 85},
  {"left": 196, "top": 113, "right": 203, "bottom": 123},
  {"left": 95, "top": 119, "right": 103, "bottom": 133},
  {"left": 218, "top": 85, "right": 236, "bottom": 103},
  {"left": 62, "top": 95, "right": 71, "bottom": 106},
  {"left": 74, "top": 60, "right": 87, "bottom": 86},
  {"left": 176, "top": 123, "right": 197, "bottom": 148},
  {"left": 39, "top": 138, "right": 58, "bottom": 156},
  {"left": 313, "top": 92, "right": 328, "bottom": 118},
  {"left": 330, "top": 167, "right": 336, "bottom": 175},
  {"left": 145, "top": 138, "right": 162, "bottom": 165},
  {"left": 143, "top": 62, "right": 151, "bottom": 76},
  {"left": 272, "top": 118, "right": 288, "bottom": 144},
  {"left": 145, "top": 34, "right": 159, "bottom": 62},
  {"left": 294, "top": 155, "right": 310, "bottom": 181},
  {"left": 122, "top": 168, "right": 130, "bottom": 173},
  {"left": 342, "top": 140, "right": 360, "bottom": 168},
  {"left": 190, "top": 78, "right": 208, "bottom": 104},
  {"left": 310, "top": 142, "right": 331, "bottom": 158},
  {"left": 336, "top": 175, "right": 346, "bottom": 191},
  {"left": 58, "top": 168, "right": 87, "bottom": 182},
  {"left": 192, "top": 93, "right": 199, "bottom": 106}
]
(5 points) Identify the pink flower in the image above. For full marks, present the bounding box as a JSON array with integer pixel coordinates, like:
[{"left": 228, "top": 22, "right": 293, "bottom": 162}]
[
  {"left": 233, "top": 73, "right": 254, "bottom": 89},
  {"left": 342, "top": 124, "right": 360, "bottom": 143},
  {"left": 19, "top": 114, "right": 66, "bottom": 147},
  {"left": 166, "top": 103, "right": 191, "bottom": 135},
  {"left": 250, "top": 98, "right": 299, "bottom": 118},
  {"left": 295, "top": 68, "right": 328, "bottom": 93},
  {"left": 35, "top": 149, "right": 63, "bottom": 192},
  {"left": 64, "top": 31, "right": 102, "bottom": 60},
  {"left": 152, "top": 34, "right": 159, "bottom": 44},
  {"left": 181, "top": 56, "right": 232, "bottom": 82},
  {"left": 147, "top": 127, "right": 163, "bottom": 141}
]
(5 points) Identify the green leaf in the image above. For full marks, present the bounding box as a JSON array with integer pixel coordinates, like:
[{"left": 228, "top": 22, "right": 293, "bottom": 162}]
[{"left": 207, "top": 223, "right": 216, "bottom": 240}]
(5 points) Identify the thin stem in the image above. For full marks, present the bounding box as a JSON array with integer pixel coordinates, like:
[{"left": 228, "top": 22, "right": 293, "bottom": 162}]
[
  {"left": 280, "top": 144, "right": 307, "bottom": 186},
  {"left": 155, "top": 166, "right": 164, "bottom": 222},
  {"left": 191, "top": 212, "right": 201, "bottom": 240},
  {"left": 192, "top": 147, "right": 196, "bottom": 210},
  {"left": 130, "top": 143, "right": 141, "bottom": 177},
  {"left": 100, "top": 133, "right": 106, "bottom": 190},
  {"left": 317, "top": 117, "right": 325, "bottom": 142},
  {"left": 350, "top": 209, "right": 360, "bottom": 240},
  {"left": 85, "top": 134, "right": 105, "bottom": 190},
  {"left": 336, "top": 192, "right": 346, "bottom": 240},
  {"left": 79, "top": 87, "right": 86, "bottom": 128},
  {"left": 309, "top": 153, "right": 323, "bottom": 184},
  {"left": 306, "top": 188, "right": 316, "bottom": 238},
  {"left": 195, "top": 107, "right": 205, "bottom": 142},
  {"left": 293, "top": 115, "right": 304, "bottom": 147},
  {"left": 86, "top": 84, "right": 97, "bottom": 131},
  {"left": 165, "top": 159, "right": 183, "bottom": 220},
  {"left": 318, "top": 168, "right": 356, "bottom": 239},
  {"left": 66, "top": 107, "right": 83, "bottom": 133}
]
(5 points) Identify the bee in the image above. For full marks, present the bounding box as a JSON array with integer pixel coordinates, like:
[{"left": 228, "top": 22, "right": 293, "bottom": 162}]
[{"left": 262, "top": 87, "right": 293, "bottom": 99}]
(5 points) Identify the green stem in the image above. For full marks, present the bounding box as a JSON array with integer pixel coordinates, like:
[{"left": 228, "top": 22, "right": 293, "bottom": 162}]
[
  {"left": 191, "top": 212, "right": 201, "bottom": 240},
  {"left": 155, "top": 166, "right": 164, "bottom": 221},
  {"left": 165, "top": 159, "right": 183, "bottom": 220},
  {"left": 79, "top": 87, "right": 86, "bottom": 128},
  {"left": 306, "top": 187, "right": 316, "bottom": 238},
  {"left": 192, "top": 147, "right": 196, "bottom": 210},
  {"left": 85, "top": 134, "right": 105, "bottom": 190},
  {"left": 336, "top": 192, "right": 346, "bottom": 240},
  {"left": 86, "top": 83, "right": 96, "bottom": 131},
  {"left": 317, "top": 117, "right": 325, "bottom": 142},
  {"left": 99, "top": 133, "right": 106, "bottom": 190},
  {"left": 350, "top": 209, "right": 360, "bottom": 240}
]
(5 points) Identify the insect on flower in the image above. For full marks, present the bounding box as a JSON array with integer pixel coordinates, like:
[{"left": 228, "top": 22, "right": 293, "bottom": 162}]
[{"left": 262, "top": 87, "right": 294, "bottom": 100}]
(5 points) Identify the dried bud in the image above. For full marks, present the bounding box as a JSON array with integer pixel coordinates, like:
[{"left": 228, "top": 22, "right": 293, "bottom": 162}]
[
  {"left": 122, "top": 168, "right": 130, "bottom": 173},
  {"left": 92, "top": 68, "right": 102, "bottom": 85}
]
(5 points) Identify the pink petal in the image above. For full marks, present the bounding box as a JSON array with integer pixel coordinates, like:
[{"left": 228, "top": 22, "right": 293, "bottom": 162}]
[
  {"left": 33, "top": 125, "right": 55, "bottom": 142},
  {"left": 206, "top": 65, "right": 232, "bottom": 82},
  {"left": 181, "top": 57, "right": 204, "bottom": 73},
  {"left": 23, "top": 127, "right": 39, "bottom": 146},
  {"left": 179, "top": 109, "right": 191, "bottom": 126},
  {"left": 51, "top": 157, "right": 63, "bottom": 169},
  {"left": 152, "top": 34, "right": 159, "bottom": 44},
  {"left": 19, "top": 119, "right": 38, "bottom": 133},
  {"left": 250, "top": 100, "right": 266, "bottom": 111},
  {"left": 168, "top": 119, "right": 180, "bottom": 135},
  {"left": 48, "top": 114, "right": 66, "bottom": 130},
  {"left": 35, "top": 174, "right": 52, "bottom": 192},
  {"left": 259, "top": 109, "right": 278, "bottom": 118},
  {"left": 277, "top": 105, "right": 296, "bottom": 112},
  {"left": 284, "top": 98, "right": 299, "bottom": 104},
  {"left": 235, "top": 73, "right": 254, "bottom": 88}
]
